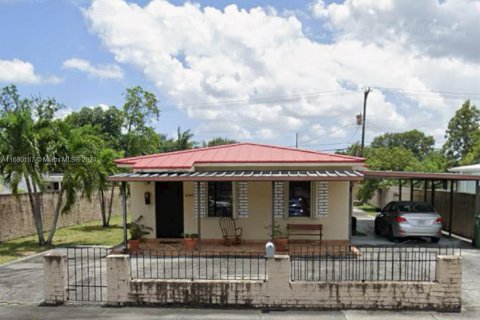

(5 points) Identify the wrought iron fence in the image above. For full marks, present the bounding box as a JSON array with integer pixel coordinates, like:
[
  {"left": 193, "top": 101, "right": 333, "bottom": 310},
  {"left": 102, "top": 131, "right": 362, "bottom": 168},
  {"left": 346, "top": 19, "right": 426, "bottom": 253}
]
[
  {"left": 290, "top": 245, "right": 461, "bottom": 282},
  {"left": 66, "top": 246, "right": 110, "bottom": 302},
  {"left": 129, "top": 250, "right": 267, "bottom": 280}
]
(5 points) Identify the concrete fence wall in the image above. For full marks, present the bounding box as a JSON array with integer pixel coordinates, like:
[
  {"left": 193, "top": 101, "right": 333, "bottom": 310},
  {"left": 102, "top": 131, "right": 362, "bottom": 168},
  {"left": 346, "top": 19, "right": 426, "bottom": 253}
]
[
  {"left": 0, "top": 188, "right": 122, "bottom": 242},
  {"left": 368, "top": 186, "right": 477, "bottom": 239},
  {"left": 44, "top": 251, "right": 463, "bottom": 311}
]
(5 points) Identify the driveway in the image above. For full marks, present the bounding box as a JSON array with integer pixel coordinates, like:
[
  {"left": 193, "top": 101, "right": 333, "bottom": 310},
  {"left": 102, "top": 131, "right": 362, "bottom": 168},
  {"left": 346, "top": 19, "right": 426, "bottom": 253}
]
[
  {"left": 352, "top": 207, "right": 472, "bottom": 248},
  {"left": 0, "top": 252, "right": 46, "bottom": 305}
]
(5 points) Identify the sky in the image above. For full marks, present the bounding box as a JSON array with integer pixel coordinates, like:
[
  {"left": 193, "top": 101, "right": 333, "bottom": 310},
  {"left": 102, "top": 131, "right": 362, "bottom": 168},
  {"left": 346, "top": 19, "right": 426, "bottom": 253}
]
[{"left": 1, "top": 0, "right": 480, "bottom": 151}]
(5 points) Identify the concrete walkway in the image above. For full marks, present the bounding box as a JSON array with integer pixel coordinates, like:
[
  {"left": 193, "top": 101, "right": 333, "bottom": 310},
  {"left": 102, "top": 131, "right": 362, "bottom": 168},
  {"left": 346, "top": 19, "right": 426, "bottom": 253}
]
[{"left": 1, "top": 304, "right": 480, "bottom": 320}]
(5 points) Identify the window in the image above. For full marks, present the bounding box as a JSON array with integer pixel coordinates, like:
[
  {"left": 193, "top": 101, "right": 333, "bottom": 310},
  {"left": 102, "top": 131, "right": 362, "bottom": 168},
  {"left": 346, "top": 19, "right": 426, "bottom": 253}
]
[
  {"left": 208, "top": 182, "right": 233, "bottom": 217},
  {"left": 288, "top": 181, "right": 310, "bottom": 217}
]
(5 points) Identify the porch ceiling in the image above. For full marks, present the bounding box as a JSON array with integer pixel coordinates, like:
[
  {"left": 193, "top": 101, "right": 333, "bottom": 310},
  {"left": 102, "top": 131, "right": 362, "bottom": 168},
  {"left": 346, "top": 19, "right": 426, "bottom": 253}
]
[{"left": 108, "top": 170, "right": 364, "bottom": 182}]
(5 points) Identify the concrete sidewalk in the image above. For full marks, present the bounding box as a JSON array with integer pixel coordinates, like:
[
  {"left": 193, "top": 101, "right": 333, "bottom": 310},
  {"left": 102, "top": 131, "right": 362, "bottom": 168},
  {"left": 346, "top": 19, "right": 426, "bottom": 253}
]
[{"left": 0, "top": 304, "right": 479, "bottom": 320}]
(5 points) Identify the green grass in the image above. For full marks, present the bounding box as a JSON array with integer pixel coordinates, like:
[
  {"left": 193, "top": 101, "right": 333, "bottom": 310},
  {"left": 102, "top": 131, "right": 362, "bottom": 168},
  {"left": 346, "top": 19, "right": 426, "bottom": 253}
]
[
  {"left": 356, "top": 203, "right": 379, "bottom": 217},
  {"left": 0, "top": 214, "right": 130, "bottom": 265}
]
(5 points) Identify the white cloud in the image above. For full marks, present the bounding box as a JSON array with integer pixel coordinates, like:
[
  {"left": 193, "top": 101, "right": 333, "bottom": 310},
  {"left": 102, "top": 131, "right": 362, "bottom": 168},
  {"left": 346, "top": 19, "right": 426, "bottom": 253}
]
[
  {"left": 62, "top": 58, "right": 124, "bottom": 80},
  {"left": 0, "top": 58, "right": 61, "bottom": 84},
  {"left": 84, "top": 0, "right": 480, "bottom": 147},
  {"left": 311, "top": 0, "right": 480, "bottom": 63}
]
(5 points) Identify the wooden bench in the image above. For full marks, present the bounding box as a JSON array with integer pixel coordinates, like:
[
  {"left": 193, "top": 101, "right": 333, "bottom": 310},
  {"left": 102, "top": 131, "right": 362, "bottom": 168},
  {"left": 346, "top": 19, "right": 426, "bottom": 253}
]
[{"left": 287, "top": 224, "right": 323, "bottom": 244}]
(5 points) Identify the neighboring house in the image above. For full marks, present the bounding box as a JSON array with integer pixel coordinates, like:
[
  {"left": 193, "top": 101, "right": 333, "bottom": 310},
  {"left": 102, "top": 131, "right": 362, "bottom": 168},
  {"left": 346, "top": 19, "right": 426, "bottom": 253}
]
[
  {"left": 448, "top": 164, "right": 480, "bottom": 194},
  {"left": 0, "top": 173, "right": 62, "bottom": 195},
  {"left": 110, "top": 143, "right": 365, "bottom": 243}
]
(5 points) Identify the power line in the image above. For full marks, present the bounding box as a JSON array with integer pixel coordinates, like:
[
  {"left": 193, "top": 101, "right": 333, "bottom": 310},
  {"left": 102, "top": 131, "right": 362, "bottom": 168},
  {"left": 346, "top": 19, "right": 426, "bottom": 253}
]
[
  {"left": 158, "top": 89, "right": 355, "bottom": 111},
  {"left": 373, "top": 86, "right": 480, "bottom": 98}
]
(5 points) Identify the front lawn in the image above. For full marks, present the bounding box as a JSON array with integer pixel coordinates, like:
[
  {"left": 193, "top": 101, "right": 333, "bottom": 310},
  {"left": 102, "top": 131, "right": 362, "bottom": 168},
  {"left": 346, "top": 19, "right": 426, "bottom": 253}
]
[{"left": 0, "top": 214, "right": 130, "bottom": 265}]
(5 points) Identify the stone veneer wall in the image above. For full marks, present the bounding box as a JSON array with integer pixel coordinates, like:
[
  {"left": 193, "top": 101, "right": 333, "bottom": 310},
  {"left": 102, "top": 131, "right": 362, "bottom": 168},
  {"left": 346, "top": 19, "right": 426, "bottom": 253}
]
[
  {"left": 101, "top": 254, "right": 462, "bottom": 311},
  {"left": 0, "top": 188, "right": 122, "bottom": 242}
]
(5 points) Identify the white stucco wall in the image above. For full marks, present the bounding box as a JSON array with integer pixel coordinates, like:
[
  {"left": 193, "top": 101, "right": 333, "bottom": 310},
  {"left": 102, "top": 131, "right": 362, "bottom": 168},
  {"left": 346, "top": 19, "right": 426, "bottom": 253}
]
[{"left": 129, "top": 181, "right": 156, "bottom": 238}]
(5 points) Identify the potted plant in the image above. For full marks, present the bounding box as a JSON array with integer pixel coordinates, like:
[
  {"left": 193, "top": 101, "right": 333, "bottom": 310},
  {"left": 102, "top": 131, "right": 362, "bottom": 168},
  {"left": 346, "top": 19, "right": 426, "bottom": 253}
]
[
  {"left": 266, "top": 224, "right": 288, "bottom": 252},
  {"left": 129, "top": 216, "right": 152, "bottom": 251},
  {"left": 184, "top": 233, "right": 198, "bottom": 251}
]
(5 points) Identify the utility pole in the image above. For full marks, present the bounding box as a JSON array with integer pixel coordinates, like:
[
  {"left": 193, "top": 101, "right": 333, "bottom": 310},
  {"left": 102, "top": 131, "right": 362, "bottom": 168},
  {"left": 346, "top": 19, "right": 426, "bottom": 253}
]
[
  {"left": 360, "top": 87, "right": 371, "bottom": 157},
  {"left": 295, "top": 132, "right": 299, "bottom": 148}
]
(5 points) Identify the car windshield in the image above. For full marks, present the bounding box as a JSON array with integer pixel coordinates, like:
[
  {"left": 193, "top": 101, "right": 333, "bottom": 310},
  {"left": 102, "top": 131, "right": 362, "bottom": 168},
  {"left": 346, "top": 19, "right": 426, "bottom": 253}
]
[{"left": 398, "top": 203, "right": 435, "bottom": 213}]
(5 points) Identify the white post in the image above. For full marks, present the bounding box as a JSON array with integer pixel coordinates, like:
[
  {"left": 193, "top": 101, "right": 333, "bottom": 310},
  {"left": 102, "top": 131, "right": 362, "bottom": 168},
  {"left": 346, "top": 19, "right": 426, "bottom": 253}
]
[{"left": 43, "top": 251, "right": 68, "bottom": 304}]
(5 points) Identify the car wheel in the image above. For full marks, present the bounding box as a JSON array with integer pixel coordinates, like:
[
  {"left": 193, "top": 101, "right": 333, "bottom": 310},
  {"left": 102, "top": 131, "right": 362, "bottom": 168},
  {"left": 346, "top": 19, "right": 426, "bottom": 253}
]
[
  {"left": 387, "top": 226, "right": 395, "bottom": 242},
  {"left": 431, "top": 237, "right": 440, "bottom": 243},
  {"left": 374, "top": 222, "right": 381, "bottom": 235}
]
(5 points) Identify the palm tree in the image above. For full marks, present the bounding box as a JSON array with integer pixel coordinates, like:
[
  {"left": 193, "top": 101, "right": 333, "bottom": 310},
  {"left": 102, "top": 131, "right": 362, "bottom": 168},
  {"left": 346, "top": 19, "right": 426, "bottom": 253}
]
[
  {"left": 96, "top": 148, "right": 121, "bottom": 228},
  {"left": 0, "top": 95, "right": 46, "bottom": 245},
  {"left": 45, "top": 123, "right": 104, "bottom": 244},
  {"left": 175, "top": 127, "right": 195, "bottom": 150}
]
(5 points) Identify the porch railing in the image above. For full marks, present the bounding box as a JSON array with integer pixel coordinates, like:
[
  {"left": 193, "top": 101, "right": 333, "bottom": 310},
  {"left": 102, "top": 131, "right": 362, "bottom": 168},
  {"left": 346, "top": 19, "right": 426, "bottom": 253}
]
[
  {"left": 129, "top": 250, "right": 267, "bottom": 281},
  {"left": 290, "top": 245, "right": 461, "bottom": 282}
]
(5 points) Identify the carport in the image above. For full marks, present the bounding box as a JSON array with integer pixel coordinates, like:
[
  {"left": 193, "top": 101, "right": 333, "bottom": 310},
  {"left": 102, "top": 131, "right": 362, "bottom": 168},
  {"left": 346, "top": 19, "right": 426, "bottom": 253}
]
[{"left": 362, "top": 170, "right": 480, "bottom": 238}]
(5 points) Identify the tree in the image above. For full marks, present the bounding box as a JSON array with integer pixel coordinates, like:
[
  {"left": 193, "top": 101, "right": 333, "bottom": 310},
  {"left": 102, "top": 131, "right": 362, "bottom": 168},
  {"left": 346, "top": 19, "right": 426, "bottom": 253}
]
[
  {"left": 357, "top": 147, "right": 422, "bottom": 202},
  {"left": 0, "top": 85, "right": 115, "bottom": 245},
  {"left": 65, "top": 106, "right": 123, "bottom": 150},
  {"left": 0, "top": 95, "right": 46, "bottom": 244},
  {"left": 121, "top": 86, "right": 160, "bottom": 157},
  {"left": 370, "top": 129, "right": 434, "bottom": 160},
  {"left": 202, "top": 137, "right": 238, "bottom": 147},
  {"left": 96, "top": 148, "right": 122, "bottom": 227},
  {"left": 44, "top": 123, "right": 106, "bottom": 244},
  {"left": 336, "top": 142, "right": 363, "bottom": 157},
  {"left": 172, "top": 127, "right": 196, "bottom": 151},
  {"left": 443, "top": 100, "right": 480, "bottom": 164}
]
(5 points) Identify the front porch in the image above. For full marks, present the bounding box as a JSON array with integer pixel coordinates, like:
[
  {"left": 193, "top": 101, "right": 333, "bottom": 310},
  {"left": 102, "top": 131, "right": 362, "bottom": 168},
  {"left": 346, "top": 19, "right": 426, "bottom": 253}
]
[{"left": 121, "top": 238, "right": 351, "bottom": 253}]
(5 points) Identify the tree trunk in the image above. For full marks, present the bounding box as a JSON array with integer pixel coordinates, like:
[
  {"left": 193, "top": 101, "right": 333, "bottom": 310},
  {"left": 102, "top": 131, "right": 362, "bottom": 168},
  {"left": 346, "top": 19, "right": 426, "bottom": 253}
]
[
  {"left": 46, "top": 188, "right": 64, "bottom": 245},
  {"left": 106, "top": 185, "right": 115, "bottom": 227},
  {"left": 24, "top": 174, "right": 45, "bottom": 245}
]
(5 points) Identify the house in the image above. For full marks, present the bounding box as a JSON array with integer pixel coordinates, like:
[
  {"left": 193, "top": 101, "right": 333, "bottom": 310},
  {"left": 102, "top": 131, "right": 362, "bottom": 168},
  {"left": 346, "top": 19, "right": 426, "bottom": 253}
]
[
  {"left": 449, "top": 163, "right": 480, "bottom": 194},
  {"left": 109, "top": 143, "right": 365, "bottom": 246},
  {"left": 0, "top": 173, "right": 62, "bottom": 195}
]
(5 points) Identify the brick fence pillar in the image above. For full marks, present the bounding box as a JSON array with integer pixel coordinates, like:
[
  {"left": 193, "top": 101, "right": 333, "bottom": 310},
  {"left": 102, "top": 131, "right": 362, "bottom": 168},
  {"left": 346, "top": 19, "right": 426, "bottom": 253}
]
[
  {"left": 265, "top": 254, "right": 291, "bottom": 304},
  {"left": 106, "top": 254, "right": 131, "bottom": 305},
  {"left": 435, "top": 255, "right": 463, "bottom": 312},
  {"left": 43, "top": 251, "right": 68, "bottom": 305}
]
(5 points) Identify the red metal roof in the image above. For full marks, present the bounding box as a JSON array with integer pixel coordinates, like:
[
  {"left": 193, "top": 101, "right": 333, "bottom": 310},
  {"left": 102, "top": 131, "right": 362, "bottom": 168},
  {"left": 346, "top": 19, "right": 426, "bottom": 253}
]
[{"left": 115, "top": 143, "right": 365, "bottom": 170}]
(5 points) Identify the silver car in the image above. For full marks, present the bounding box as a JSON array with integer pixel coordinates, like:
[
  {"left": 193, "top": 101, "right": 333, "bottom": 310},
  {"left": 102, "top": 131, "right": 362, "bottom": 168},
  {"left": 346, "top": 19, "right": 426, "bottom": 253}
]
[{"left": 374, "top": 201, "right": 443, "bottom": 243}]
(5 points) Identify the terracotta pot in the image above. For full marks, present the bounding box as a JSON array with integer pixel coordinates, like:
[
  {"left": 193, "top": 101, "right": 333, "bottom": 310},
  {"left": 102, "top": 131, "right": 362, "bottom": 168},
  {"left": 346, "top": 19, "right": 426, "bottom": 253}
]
[
  {"left": 184, "top": 238, "right": 197, "bottom": 251},
  {"left": 129, "top": 239, "right": 139, "bottom": 251},
  {"left": 274, "top": 237, "right": 288, "bottom": 252}
]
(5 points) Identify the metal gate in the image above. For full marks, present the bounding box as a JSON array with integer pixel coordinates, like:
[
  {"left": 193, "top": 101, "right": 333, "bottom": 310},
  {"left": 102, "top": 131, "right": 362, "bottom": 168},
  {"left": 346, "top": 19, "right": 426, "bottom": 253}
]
[{"left": 66, "top": 246, "right": 110, "bottom": 302}]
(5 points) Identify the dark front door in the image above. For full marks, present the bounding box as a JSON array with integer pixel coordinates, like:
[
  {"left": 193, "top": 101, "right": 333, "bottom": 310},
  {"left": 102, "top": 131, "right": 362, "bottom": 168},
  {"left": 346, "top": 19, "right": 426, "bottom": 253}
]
[{"left": 156, "top": 182, "right": 184, "bottom": 238}]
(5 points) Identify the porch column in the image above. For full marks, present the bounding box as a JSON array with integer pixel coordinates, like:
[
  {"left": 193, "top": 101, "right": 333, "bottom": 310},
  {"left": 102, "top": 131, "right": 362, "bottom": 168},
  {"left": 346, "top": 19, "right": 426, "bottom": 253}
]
[
  {"left": 348, "top": 181, "right": 353, "bottom": 241},
  {"left": 122, "top": 181, "right": 127, "bottom": 251},
  {"left": 196, "top": 181, "right": 201, "bottom": 250},
  {"left": 448, "top": 180, "right": 454, "bottom": 237}
]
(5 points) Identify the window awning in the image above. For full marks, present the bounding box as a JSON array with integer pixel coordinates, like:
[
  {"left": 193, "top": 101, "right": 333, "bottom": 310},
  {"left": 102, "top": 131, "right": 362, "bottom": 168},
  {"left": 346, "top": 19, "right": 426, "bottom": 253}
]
[{"left": 108, "top": 170, "right": 364, "bottom": 182}]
